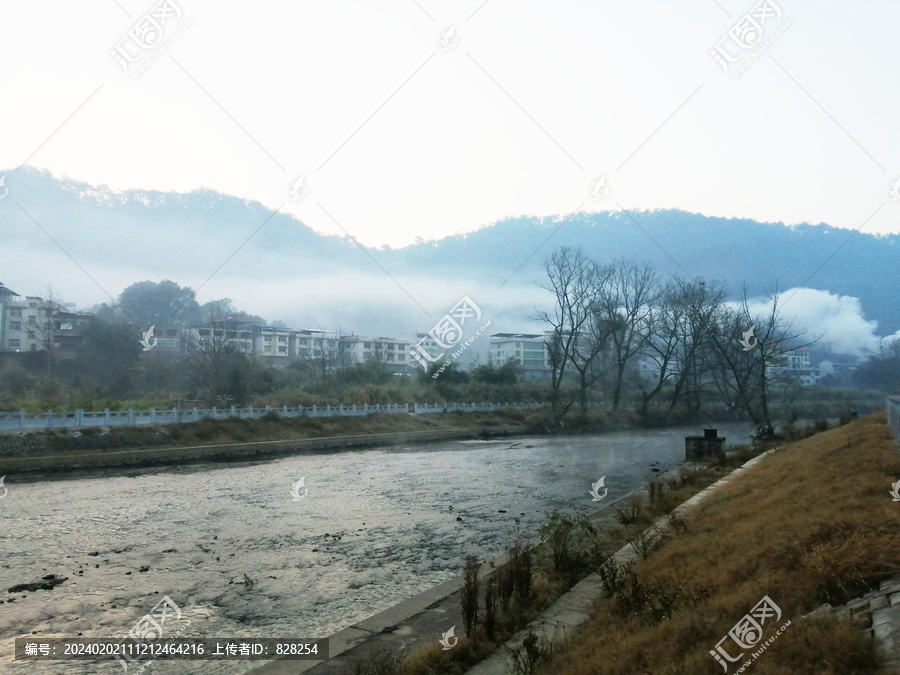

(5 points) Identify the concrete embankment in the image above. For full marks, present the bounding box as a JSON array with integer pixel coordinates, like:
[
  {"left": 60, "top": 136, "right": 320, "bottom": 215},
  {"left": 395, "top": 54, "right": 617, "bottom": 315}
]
[
  {"left": 0, "top": 426, "right": 527, "bottom": 475},
  {"left": 242, "top": 471, "right": 680, "bottom": 675},
  {"left": 244, "top": 449, "right": 764, "bottom": 675}
]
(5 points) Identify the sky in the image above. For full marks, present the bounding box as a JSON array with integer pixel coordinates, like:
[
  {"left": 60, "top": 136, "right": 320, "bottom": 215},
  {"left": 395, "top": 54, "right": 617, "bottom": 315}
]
[{"left": 2, "top": 0, "right": 900, "bottom": 250}]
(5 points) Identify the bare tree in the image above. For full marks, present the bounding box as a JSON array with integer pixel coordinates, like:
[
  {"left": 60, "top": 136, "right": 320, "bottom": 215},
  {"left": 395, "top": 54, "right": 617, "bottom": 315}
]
[
  {"left": 704, "top": 284, "right": 818, "bottom": 431},
  {"left": 536, "top": 248, "right": 597, "bottom": 425},
  {"left": 30, "top": 286, "right": 66, "bottom": 379},
  {"left": 594, "top": 260, "right": 658, "bottom": 411},
  {"left": 662, "top": 279, "right": 727, "bottom": 417}
]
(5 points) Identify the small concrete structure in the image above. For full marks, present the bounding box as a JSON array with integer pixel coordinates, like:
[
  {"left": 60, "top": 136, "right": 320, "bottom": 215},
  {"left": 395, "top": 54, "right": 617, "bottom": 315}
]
[{"left": 685, "top": 427, "right": 725, "bottom": 461}]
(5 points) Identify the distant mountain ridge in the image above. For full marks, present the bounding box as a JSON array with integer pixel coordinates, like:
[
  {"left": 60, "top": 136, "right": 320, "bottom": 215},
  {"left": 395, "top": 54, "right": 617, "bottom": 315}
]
[{"left": 2, "top": 167, "right": 898, "bottom": 338}]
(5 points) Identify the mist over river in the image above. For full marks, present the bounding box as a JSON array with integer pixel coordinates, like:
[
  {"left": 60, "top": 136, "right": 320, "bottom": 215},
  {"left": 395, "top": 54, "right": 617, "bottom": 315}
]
[{"left": 1, "top": 423, "right": 754, "bottom": 674}]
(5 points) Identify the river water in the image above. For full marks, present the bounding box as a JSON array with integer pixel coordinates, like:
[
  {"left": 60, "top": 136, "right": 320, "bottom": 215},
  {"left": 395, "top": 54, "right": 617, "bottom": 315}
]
[{"left": 0, "top": 422, "right": 755, "bottom": 674}]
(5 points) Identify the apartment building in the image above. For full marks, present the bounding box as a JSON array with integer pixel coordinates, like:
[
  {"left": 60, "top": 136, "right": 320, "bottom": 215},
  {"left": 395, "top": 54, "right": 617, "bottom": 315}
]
[
  {"left": 345, "top": 336, "right": 410, "bottom": 373},
  {"left": 768, "top": 345, "right": 820, "bottom": 386},
  {"left": 193, "top": 319, "right": 410, "bottom": 372},
  {"left": 0, "top": 292, "right": 45, "bottom": 352},
  {"left": 487, "top": 333, "right": 552, "bottom": 379},
  {"left": 195, "top": 316, "right": 255, "bottom": 354},
  {"left": 147, "top": 326, "right": 189, "bottom": 355},
  {"left": 0, "top": 284, "right": 92, "bottom": 355}
]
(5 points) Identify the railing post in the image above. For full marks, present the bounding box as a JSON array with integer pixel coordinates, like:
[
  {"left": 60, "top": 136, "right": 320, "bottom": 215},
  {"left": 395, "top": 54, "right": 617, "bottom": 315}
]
[
  {"left": 193, "top": 407, "right": 199, "bottom": 422},
  {"left": 76, "top": 409, "right": 84, "bottom": 427},
  {"left": 150, "top": 408, "right": 156, "bottom": 423},
  {"left": 47, "top": 410, "right": 53, "bottom": 429},
  {"left": 127, "top": 409, "right": 134, "bottom": 425},
  {"left": 283, "top": 405, "right": 288, "bottom": 416},
  {"left": 19, "top": 409, "right": 25, "bottom": 429}
]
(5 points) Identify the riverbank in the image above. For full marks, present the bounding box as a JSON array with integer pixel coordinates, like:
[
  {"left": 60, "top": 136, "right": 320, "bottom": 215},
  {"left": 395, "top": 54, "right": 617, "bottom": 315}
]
[
  {"left": 243, "top": 465, "right": 686, "bottom": 675},
  {"left": 0, "top": 426, "right": 526, "bottom": 475},
  {"left": 0, "top": 404, "right": 715, "bottom": 475},
  {"left": 312, "top": 412, "right": 896, "bottom": 675}
]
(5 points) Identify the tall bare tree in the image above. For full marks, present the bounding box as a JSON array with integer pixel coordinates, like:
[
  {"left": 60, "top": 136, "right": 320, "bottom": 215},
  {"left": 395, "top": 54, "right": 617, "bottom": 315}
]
[
  {"left": 536, "top": 248, "right": 598, "bottom": 425},
  {"left": 595, "top": 260, "right": 658, "bottom": 411},
  {"left": 704, "top": 284, "right": 817, "bottom": 431}
]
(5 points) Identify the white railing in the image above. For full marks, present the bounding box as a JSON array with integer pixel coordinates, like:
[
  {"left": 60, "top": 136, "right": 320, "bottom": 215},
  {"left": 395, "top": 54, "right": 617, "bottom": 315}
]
[
  {"left": 0, "top": 402, "right": 547, "bottom": 431},
  {"left": 888, "top": 397, "right": 900, "bottom": 448}
]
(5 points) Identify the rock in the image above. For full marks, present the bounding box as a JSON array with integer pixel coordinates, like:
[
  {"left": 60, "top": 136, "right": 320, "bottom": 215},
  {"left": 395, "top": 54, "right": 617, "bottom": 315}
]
[
  {"left": 498, "top": 510, "right": 507, "bottom": 513},
  {"left": 88, "top": 552, "right": 99, "bottom": 557},
  {"left": 125, "top": 572, "right": 132, "bottom": 576},
  {"left": 456, "top": 517, "right": 462, "bottom": 522},
  {"left": 138, "top": 566, "right": 150, "bottom": 573},
  {"left": 8, "top": 575, "right": 68, "bottom": 593}
]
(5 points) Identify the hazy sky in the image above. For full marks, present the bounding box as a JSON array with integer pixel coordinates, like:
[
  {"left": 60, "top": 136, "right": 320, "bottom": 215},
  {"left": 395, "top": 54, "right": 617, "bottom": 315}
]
[{"left": 2, "top": 0, "right": 899, "bottom": 249}]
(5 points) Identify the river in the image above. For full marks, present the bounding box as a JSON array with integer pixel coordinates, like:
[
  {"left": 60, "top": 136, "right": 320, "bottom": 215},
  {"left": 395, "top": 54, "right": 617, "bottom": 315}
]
[{"left": 0, "top": 422, "right": 755, "bottom": 674}]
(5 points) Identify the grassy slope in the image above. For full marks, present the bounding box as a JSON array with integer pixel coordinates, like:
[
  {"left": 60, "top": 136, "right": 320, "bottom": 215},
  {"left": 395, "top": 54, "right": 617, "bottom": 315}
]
[{"left": 537, "top": 412, "right": 900, "bottom": 674}]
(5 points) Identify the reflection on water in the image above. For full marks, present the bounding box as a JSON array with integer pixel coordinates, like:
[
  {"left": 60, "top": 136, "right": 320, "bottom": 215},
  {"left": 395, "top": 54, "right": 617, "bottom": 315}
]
[{"left": 0, "top": 423, "right": 754, "bottom": 674}]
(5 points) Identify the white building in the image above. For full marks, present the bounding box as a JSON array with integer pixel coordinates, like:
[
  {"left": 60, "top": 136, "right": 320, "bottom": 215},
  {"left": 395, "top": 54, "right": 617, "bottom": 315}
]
[
  {"left": 769, "top": 346, "right": 820, "bottom": 386},
  {"left": 345, "top": 336, "right": 410, "bottom": 373},
  {"left": 487, "top": 333, "right": 551, "bottom": 378}
]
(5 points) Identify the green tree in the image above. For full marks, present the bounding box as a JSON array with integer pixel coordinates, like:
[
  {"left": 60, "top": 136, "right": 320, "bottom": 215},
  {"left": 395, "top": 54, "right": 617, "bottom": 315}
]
[{"left": 118, "top": 280, "right": 200, "bottom": 327}]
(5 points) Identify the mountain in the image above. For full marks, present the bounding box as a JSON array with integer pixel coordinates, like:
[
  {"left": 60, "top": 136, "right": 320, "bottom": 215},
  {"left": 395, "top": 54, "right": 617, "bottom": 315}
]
[{"left": 2, "top": 167, "right": 898, "bottom": 348}]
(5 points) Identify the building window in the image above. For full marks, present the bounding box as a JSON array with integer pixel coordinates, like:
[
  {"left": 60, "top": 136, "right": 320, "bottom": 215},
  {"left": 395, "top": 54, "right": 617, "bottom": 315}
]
[
  {"left": 27, "top": 331, "right": 35, "bottom": 339},
  {"left": 9, "top": 339, "right": 20, "bottom": 348},
  {"left": 264, "top": 346, "right": 272, "bottom": 352},
  {"left": 28, "top": 316, "right": 36, "bottom": 325},
  {"left": 164, "top": 340, "right": 177, "bottom": 348},
  {"left": 10, "top": 309, "right": 21, "bottom": 317},
  {"left": 397, "top": 353, "right": 405, "bottom": 361},
  {"left": 10, "top": 322, "right": 20, "bottom": 331},
  {"left": 278, "top": 346, "right": 287, "bottom": 353},
  {"left": 364, "top": 342, "right": 371, "bottom": 349},
  {"left": 264, "top": 336, "right": 272, "bottom": 342},
  {"left": 31, "top": 343, "right": 38, "bottom": 351},
  {"left": 28, "top": 302, "right": 37, "bottom": 309},
  {"left": 297, "top": 338, "right": 307, "bottom": 345},
  {"left": 278, "top": 336, "right": 287, "bottom": 343}
]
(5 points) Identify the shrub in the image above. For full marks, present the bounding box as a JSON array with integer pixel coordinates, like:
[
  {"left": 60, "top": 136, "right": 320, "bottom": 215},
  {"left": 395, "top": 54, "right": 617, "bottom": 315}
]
[
  {"left": 509, "top": 540, "right": 533, "bottom": 603},
  {"left": 350, "top": 646, "right": 406, "bottom": 674},
  {"left": 615, "top": 500, "right": 642, "bottom": 525},
  {"left": 461, "top": 555, "right": 481, "bottom": 637},
  {"left": 483, "top": 575, "right": 498, "bottom": 641}
]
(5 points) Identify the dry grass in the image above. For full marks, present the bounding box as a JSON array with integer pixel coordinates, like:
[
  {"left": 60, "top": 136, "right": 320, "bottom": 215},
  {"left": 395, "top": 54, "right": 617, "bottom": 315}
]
[{"left": 536, "top": 412, "right": 900, "bottom": 674}]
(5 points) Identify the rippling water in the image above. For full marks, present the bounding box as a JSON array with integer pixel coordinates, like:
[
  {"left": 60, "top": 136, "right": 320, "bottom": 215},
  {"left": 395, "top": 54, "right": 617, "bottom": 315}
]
[{"left": 0, "top": 423, "right": 754, "bottom": 674}]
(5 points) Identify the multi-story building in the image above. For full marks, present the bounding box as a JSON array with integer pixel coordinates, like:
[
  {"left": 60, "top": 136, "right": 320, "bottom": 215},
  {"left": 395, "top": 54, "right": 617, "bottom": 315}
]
[
  {"left": 147, "top": 326, "right": 189, "bottom": 355},
  {"left": 52, "top": 310, "right": 92, "bottom": 356},
  {"left": 0, "top": 285, "right": 92, "bottom": 355},
  {"left": 293, "top": 329, "right": 353, "bottom": 369},
  {"left": 195, "top": 315, "right": 255, "bottom": 354},
  {"left": 256, "top": 325, "right": 295, "bottom": 364},
  {"left": 769, "top": 346, "right": 820, "bottom": 386},
  {"left": 0, "top": 292, "right": 45, "bottom": 352},
  {"left": 487, "top": 333, "right": 552, "bottom": 379},
  {"left": 345, "top": 336, "right": 410, "bottom": 373}
]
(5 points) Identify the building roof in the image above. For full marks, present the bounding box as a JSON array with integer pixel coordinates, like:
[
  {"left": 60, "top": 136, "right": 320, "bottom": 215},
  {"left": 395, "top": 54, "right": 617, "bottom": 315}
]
[{"left": 490, "top": 333, "right": 544, "bottom": 339}]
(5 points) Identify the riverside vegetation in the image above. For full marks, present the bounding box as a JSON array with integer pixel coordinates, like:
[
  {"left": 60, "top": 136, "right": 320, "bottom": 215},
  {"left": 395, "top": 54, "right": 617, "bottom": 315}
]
[{"left": 349, "top": 412, "right": 898, "bottom": 674}]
